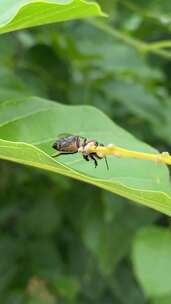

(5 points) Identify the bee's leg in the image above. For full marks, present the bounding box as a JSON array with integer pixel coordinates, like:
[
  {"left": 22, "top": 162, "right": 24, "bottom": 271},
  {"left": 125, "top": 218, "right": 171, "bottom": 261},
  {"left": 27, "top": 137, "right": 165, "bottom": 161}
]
[
  {"left": 104, "top": 157, "right": 109, "bottom": 170},
  {"left": 98, "top": 144, "right": 109, "bottom": 170},
  {"left": 83, "top": 155, "right": 90, "bottom": 162},
  {"left": 96, "top": 154, "right": 109, "bottom": 170},
  {"left": 90, "top": 154, "right": 98, "bottom": 168},
  {"left": 52, "top": 152, "right": 77, "bottom": 158},
  {"left": 92, "top": 150, "right": 109, "bottom": 170}
]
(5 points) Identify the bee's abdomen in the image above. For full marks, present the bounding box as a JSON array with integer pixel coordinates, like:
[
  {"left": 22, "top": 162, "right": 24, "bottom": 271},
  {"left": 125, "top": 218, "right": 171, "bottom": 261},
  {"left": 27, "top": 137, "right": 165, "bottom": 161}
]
[
  {"left": 62, "top": 141, "right": 78, "bottom": 152},
  {"left": 61, "top": 136, "right": 79, "bottom": 152}
]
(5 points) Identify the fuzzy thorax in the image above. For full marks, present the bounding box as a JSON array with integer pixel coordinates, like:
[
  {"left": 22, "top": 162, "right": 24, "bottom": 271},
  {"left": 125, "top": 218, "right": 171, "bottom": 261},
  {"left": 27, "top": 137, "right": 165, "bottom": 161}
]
[{"left": 78, "top": 142, "right": 104, "bottom": 158}]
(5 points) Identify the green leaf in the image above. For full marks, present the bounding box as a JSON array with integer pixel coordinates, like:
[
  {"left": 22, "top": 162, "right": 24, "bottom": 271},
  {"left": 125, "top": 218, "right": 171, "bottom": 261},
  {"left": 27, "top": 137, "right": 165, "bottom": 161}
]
[
  {"left": 111, "top": 261, "right": 146, "bottom": 304},
  {"left": 82, "top": 196, "right": 157, "bottom": 275},
  {"left": 152, "top": 295, "right": 171, "bottom": 304},
  {"left": 0, "top": 96, "right": 171, "bottom": 215},
  {"left": 0, "top": 0, "right": 105, "bottom": 35},
  {"left": 132, "top": 227, "right": 171, "bottom": 298},
  {"left": 104, "top": 80, "right": 163, "bottom": 125}
]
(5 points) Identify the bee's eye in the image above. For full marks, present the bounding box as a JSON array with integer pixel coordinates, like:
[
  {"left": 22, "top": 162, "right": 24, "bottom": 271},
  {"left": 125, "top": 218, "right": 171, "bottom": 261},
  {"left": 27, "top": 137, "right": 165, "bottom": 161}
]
[{"left": 57, "top": 142, "right": 62, "bottom": 150}]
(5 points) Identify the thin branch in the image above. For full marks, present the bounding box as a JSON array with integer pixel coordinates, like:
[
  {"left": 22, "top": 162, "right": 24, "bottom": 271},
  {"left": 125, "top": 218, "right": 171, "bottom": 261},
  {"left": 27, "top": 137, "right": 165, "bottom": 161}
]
[{"left": 146, "top": 40, "right": 171, "bottom": 50}]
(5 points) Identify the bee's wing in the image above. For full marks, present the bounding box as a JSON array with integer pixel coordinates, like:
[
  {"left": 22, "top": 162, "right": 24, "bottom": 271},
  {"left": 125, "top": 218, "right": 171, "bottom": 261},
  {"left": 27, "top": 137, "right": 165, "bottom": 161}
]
[
  {"left": 57, "top": 133, "right": 73, "bottom": 139},
  {"left": 57, "top": 133, "right": 85, "bottom": 139}
]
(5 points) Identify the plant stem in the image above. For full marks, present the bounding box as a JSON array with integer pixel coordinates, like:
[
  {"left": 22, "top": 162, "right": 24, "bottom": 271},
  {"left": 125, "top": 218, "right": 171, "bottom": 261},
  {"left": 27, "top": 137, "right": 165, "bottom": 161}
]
[
  {"left": 146, "top": 40, "right": 171, "bottom": 50},
  {"left": 88, "top": 19, "right": 171, "bottom": 60},
  {"left": 88, "top": 144, "right": 171, "bottom": 165}
]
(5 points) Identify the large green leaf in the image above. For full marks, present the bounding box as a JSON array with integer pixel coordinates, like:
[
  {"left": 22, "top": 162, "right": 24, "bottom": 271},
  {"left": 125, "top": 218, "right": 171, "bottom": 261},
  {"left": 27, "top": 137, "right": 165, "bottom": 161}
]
[
  {"left": 0, "top": 0, "right": 104, "bottom": 35},
  {"left": 132, "top": 227, "right": 171, "bottom": 298},
  {"left": 0, "top": 95, "right": 171, "bottom": 215}
]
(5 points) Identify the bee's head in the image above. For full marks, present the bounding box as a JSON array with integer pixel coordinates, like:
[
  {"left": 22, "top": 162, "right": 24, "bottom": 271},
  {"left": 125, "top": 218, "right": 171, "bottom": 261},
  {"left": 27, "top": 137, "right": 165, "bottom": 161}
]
[{"left": 52, "top": 140, "right": 62, "bottom": 151}]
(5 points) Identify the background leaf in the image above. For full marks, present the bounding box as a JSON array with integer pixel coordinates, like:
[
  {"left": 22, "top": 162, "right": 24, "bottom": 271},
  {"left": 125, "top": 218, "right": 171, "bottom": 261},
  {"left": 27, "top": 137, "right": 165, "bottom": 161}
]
[
  {"left": 0, "top": 0, "right": 104, "bottom": 35},
  {"left": 132, "top": 227, "right": 171, "bottom": 298}
]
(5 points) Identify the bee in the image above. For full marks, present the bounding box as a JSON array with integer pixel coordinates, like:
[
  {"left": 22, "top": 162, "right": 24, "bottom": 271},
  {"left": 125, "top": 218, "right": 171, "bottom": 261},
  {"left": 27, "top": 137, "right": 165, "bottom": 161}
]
[{"left": 52, "top": 135, "right": 109, "bottom": 170}]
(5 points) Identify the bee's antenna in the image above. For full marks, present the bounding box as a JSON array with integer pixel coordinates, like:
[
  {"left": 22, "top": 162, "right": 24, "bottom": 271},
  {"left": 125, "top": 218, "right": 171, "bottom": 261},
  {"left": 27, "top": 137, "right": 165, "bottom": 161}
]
[{"left": 105, "top": 156, "right": 109, "bottom": 170}]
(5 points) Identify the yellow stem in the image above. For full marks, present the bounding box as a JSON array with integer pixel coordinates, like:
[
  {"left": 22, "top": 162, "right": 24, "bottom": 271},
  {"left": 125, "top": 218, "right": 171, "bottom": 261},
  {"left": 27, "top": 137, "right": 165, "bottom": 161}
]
[{"left": 88, "top": 145, "right": 171, "bottom": 165}]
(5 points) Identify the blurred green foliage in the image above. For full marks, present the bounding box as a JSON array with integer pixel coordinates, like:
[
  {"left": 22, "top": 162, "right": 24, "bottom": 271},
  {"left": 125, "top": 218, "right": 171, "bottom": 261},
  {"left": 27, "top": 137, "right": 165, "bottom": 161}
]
[{"left": 1, "top": 0, "right": 171, "bottom": 303}]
